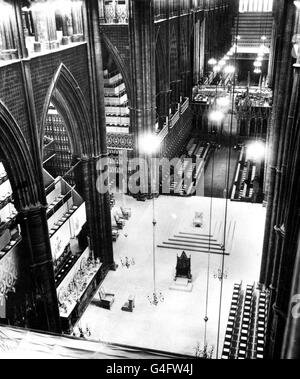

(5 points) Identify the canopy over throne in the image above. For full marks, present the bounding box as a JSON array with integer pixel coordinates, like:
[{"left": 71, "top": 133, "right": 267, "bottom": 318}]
[{"left": 175, "top": 252, "right": 192, "bottom": 282}]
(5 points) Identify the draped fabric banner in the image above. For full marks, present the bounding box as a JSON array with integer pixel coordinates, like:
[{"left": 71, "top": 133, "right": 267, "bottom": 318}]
[{"left": 0, "top": 325, "right": 192, "bottom": 359}]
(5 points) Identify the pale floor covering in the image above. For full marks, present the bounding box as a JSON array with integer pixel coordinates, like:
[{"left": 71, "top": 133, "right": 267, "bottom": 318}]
[{"left": 79, "top": 194, "right": 266, "bottom": 358}]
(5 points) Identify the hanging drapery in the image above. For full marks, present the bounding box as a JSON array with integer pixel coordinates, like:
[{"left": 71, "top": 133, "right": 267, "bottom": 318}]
[{"left": 0, "top": 1, "right": 17, "bottom": 61}]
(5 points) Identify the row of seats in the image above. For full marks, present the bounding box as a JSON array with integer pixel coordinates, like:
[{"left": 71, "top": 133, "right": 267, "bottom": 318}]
[
  {"left": 49, "top": 205, "right": 79, "bottom": 238},
  {"left": 232, "top": 148, "right": 260, "bottom": 202},
  {"left": 111, "top": 205, "right": 132, "bottom": 241},
  {"left": 238, "top": 284, "right": 256, "bottom": 359},
  {"left": 161, "top": 139, "right": 210, "bottom": 197},
  {"left": 0, "top": 177, "right": 13, "bottom": 211},
  {"left": 0, "top": 163, "right": 7, "bottom": 182},
  {"left": 256, "top": 291, "right": 268, "bottom": 359},
  {"left": 54, "top": 244, "right": 79, "bottom": 288},
  {"left": 0, "top": 164, "right": 21, "bottom": 258},
  {"left": 239, "top": 162, "right": 257, "bottom": 199},
  {"left": 0, "top": 233, "right": 21, "bottom": 258},
  {"left": 223, "top": 283, "right": 243, "bottom": 359},
  {"left": 0, "top": 208, "right": 18, "bottom": 230},
  {"left": 48, "top": 198, "right": 73, "bottom": 231},
  {"left": 0, "top": 194, "right": 13, "bottom": 211},
  {"left": 222, "top": 283, "right": 269, "bottom": 359}
]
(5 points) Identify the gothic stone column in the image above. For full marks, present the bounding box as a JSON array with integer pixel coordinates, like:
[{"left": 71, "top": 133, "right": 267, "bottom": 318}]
[
  {"left": 80, "top": 157, "right": 115, "bottom": 268},
  {"left": 84, "top": 0, "right": 115, "bottom": 268},
  {"left": 18, "top": 205, "right": 61, "bottom": 333},
  {"left": 129, "top": 0, "right": 157, "bottom": 153}
]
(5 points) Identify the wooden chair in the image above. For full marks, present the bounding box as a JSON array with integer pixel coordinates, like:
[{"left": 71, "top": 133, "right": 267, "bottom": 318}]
[{"left": 99, "top": 287, "right": 115, "bottom": 310}]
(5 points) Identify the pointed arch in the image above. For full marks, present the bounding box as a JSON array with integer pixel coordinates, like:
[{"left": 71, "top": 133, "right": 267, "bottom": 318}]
[
  {"left": 180, "top": 26, "right": 188, "bottom": 70},
  {"left": 40, "top": 64, "right": 93, "bottom": 157},
  {"left": 0, "top": 100, "right": 39, "bottom": 211},
  {"left": 250, "top": 118, "right": 256, "bottom": 137},
  {"left": 155, "top": 33, "right": 168, "bottom": 92},
  {"left": 170, "top": 26, "right": 178, "bottom": 82},
  {"left": 101, "top": 33, "right": 132, "bottom": 107}
]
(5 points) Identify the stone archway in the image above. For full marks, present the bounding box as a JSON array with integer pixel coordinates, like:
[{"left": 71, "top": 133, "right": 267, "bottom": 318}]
[
  {"left": 40, "top": 63, "right": 93, "bottom": 157},
  {"left": 0, "top": 100, "right": 61, "bottom": 333},
  {"left": 0, "top": 100, "right": 38, "bottom": 211},
  {"left": 40, "top": 64, "right": 114, "bottom": 267},
  {"left": 101, "top": 33, "right": 133, "bottom": 108}
]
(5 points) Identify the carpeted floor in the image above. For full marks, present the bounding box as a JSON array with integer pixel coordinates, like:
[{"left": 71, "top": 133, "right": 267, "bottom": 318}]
[{"left": 204, "top": 147, "right": 240, "bottom": 198}]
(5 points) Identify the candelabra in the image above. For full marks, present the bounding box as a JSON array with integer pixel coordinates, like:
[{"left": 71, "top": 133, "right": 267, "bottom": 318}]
[
  {"left": 148, "top": 291, "right": 165, "bottom": 306},
  {"left": 213, "top": 268, "right": 228, "bottom": 281},
  {"left": 120, "top": 256, "right": 135, "bottom": 269}
]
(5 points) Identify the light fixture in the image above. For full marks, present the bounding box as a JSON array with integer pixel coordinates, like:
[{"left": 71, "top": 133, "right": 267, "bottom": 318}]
[
  {"left": 259, "top": 44, "right": 268, "bottom": 54},
  {"left": 208, "top": 58, "right": 217, "bottom": 66},
  {"left": 224, "top": 55, "right": 230, "bottom": 61},
  {"left": 224, "top": 65, "right": 236, "bottom": 74},
  {"left": 294, "top": 1, "right": 300, "bottom": 9},
  {"left": 120, "top": 256, "right": 135, "bottom": 269},
  {"left": 209, "top": 110, "right": 224, "bottom": 124},
  {"left": 254, "top": 61, "right": 262, "bottom": 67},
  {"left": 139, "top": 133, "right": 161, "bottom": 155},
  {"left": 219, "top": 59, "right": 226, "bottom": 67},
  {"left": 254, "top": 68, "right": 262, "bottom": 74},
  {"left": 148, "top": 292, "right": 164, "bottom": 306},
  {"left": 246, "top": 141, "right": 266, "bottom": 161},
  {"left": 214, "top": 268, "right": 228, "bottom": 281},
  {"left": 217, "top": 97, "right": 231, "bottom": 108},
  {"left": 257, "top": 56, "right": 264, "bottom": 62},
  {"left": 140, "top": 132, "right": 162, "bottom": 307},
  {"left": 213, "top": 65, "right": 221, "bottom": 73},
  {"left": 261, "top": 36, "right": 267, "bottom": 41}
]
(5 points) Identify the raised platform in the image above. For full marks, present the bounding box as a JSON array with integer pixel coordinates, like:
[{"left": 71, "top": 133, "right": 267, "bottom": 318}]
[
  {"left": 79, "top": 195, "right": 266, "bottom": 357},
  {"left": 158, "top": 231, "right": 228, "bottom": 256},
  {"left": 169, "top": 278, "right": 193, "bottom": 293}
]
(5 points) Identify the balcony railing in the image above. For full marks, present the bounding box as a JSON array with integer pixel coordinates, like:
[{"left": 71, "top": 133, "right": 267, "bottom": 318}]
[
  {"left": 158, "top": 97, "right": 190, "bottom": 143},
  {"left": 99, "top": 0, "right": 232, "bottom": 24}
]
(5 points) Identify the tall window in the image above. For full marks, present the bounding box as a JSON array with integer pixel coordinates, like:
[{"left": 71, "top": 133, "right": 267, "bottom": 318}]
[
  {"left": 21, "top": 0, "right": 84, "bottom": 56},
  {"left": 0, "top": 0, "right": 18, "bottom": 63}
]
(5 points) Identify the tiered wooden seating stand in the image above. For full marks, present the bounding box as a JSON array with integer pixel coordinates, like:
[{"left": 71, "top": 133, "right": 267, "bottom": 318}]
[{"left": 99, "top": 287, "right": 115, "bottom": 310}]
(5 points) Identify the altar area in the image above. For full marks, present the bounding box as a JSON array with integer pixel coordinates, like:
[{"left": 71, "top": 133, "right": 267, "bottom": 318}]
[{"left": 79, "top": 195, "right": 266, "bottom": 358}]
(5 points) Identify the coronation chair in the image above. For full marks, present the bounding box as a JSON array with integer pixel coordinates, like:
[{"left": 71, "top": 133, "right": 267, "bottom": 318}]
[{"left": 175, "top": 252, "right": 192, "bottom": 282}]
